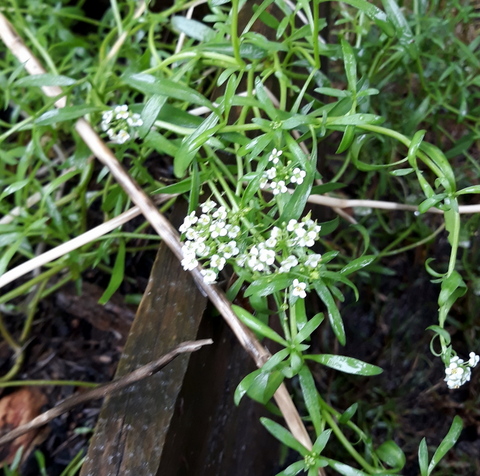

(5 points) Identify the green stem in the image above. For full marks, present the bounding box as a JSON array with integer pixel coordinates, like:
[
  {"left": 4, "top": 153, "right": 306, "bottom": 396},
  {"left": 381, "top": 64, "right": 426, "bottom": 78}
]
[{"left": 230, "top": 0, "right": 245, "bottom": 68}]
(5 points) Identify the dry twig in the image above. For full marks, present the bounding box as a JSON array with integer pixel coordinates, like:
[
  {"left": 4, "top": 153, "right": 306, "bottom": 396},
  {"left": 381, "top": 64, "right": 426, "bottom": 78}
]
[{"left": 0, "top": 340, "right": 213, "bottom": 447}]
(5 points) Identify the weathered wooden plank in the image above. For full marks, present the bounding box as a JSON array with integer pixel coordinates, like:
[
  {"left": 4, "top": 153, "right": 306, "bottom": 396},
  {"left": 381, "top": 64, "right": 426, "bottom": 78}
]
[{"left": 80, "top": 240, "right": 207, "bottom": 476}]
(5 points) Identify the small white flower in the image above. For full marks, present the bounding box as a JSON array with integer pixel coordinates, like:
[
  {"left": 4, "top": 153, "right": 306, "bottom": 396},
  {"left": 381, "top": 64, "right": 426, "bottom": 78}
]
[
  {"left": 210, "top": 220, "right": 228, "bottom": 238},
  {"left": 305, "top": 253, "right": 321, "bottom": 268},
  {"left": 179, "top": 212, "right": 198, "bottom": 233},
  {"left": 270, "top": 227, "right": 282, "bottom": 238},
  {"left": 102, "top": 110, "right": 114, "bottom": 124},
  {"left": 290, "top": 167, "right": 306, "bottom": 185},
  {"left": 201, "top": 269, "right": 217, "bottom": 284},
  {"left": 469, "top": 352, "right": 479, "bottom": 368},
  {"left": 279, "top": 255, "right": 298, "bottom": 273},
  {"left": 265, "top": 236, "right": 277, "bottom": 248},
  {"left": 185, "top": 228, "right": 199, "bottom": 241},
  {"left": 201, "top": 199, "right": 217, "bottom": 213},
  {"left": 127, "top": 113, "right": 143, "bottom": 127},
  {"left": 287, "top": 220, "right": 298, "bottom": 232},
  {"left": 265, "top": 167, "right": 277, "bottom": 180},
  {"left": 210, "top": 254, "right": 226, "bottom": 270},
  {"left": 115, "top": 129, "right": 131, "bottom": 144},
  {"left": 198, "top": 213, "right": 211, "bottom": 226},
  {"left": 259, "top": 248, "right": 275, "bottom": 266},
  {"left": 115, "top": 104, "right": 129, "bottom": 119},
  {"left": 292, "top": 279, "right": 307, "bottom": 298},
  {"left": 227, "top": 225, "right": 241, "bottom": 239},
  {"left": 213, "top": 206, "right": 228, "bottom": 220},
  {"left": 219, "top": 241, "right": 239, "bottom": 259},
  {"left": 269, "top": 148, "right": 283, "bottom": 164},
  {"left": 181, "top": 254, "right": 198, "bottom": 271}
]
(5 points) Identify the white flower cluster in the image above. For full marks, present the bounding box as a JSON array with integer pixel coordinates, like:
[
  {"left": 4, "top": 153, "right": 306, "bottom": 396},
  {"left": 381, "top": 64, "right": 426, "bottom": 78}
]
[
  {"left": 260, "top": 148, "right": 307, "bottom": 195},
  {"left": 180, "top": 199, "right": 241, "bottom": 284},
  {"left": 444, "top": 352, "right": 479, "bottom": 389},
  {"left": 180, "top": 199, "right": 322, "bottom": 299},
  {"left": 100, "top": 105, "right": 143, "bottom": 144}
]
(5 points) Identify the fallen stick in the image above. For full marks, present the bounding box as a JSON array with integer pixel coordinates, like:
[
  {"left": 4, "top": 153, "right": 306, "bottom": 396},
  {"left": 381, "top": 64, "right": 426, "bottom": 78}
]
[{"left": 0, "top": 339, "right": 213, "bottom": 447}]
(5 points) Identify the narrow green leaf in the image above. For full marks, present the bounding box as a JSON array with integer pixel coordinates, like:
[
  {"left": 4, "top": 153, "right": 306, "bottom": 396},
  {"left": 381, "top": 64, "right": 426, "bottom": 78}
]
[
  {"left": 306, "top": 354, "right": 383, "bottom": 376},
  {"left": 338, "top": 403, "right": 358, "bottom": 424},
  {"left": 277, "top": 460, "right": 306, "bottom": 476},
  {"left": 418, "top": 438, "right": 428, "bottom": 476},
  {"left": 313, "top": 281, "right": 345, "bottom": 345},
  {"left": 244, "top": 274, "right": 293, "bottom": 299},
  {"left": 427, "top": 416, "right": 463, "bottom": 475},
  {"left": 35, "top": 106, "right": 99, "bottom": 125},
  {"left": 340, "top": 255, "right": 375, "bottom": 276},
  {"left": 340, "top": 0, "right": 394, "bottom": 36},
  {"left": 99, "top": 240, "right": 126, "bottom": 305},
  {"left": 139, "top": 95, "right": 167, "bottom": 137},
  {"left": 376, "top": 440, "right": 406, "bottom": 469},
  {"left": 312, "top": 429, "right": 332, "bottom": 455},
  {"left": 0, "top": 179, "right": 30, "bottom": 201},
  {"left": 336, "top": 125, "right": 356, "bottom": 154},
  {"left": 426, "top": 325, "right": 451, "bottom": 345},
  {"left": 295, "top": 313, "right": 324, "bottom": 344},
  {"left": 232, "top": 305, "right": 288, "bottom": 346},
  {"left": 341, "top": 39, "right": 357, "bottom": 94},
  {"left": 124, "top": 73, "right": 215, "bottom": 110},
  {"left": 381, "top": 0, "right": 418, "bottom": 59},
  {"left": 173, "top": 113, "right": 220, "bottom": 177},
  {"left": 260, "top": 418, "right": 309, "bottom": 455},
  {"left": 298, "top": 366, "right": 322, "bottom": 435},
  {"left": 171, "top": 16, "right": 216, "bottom": 42},
  {"left": 235, "top": 369, "right": 261, "bottom": 405},
  {"left": 325, "top": 458, "right": 369, "bottom": 476},
  {"left": 16, "top": 74, "right": 77, "bottom": 87},
  {"left": 310, "top": 183, "right": 346, "bottom": 195},
  {"left": 457, "top": 185, "right": 480, "bottom": 195}
]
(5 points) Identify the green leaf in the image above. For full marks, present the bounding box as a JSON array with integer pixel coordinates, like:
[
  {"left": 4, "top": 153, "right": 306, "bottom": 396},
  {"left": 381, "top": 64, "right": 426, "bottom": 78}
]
[
  {"left": 145, "top": 130, "right": 178, "bottom": 157},
  {"left": 99, "top": 240, "right": 126, "bottom": 305},
  {"left": 438, "top": 271, "right": 467, "bottom": 314},
  {"left": 325, "top": 458, "right": 369, "bottom": 476},
  {"left": 340, "top": 255, "right": 376, "bottom": 276},
  {"left": 298, "top": 366, "right": 322, "bottom": 435},
  {"left": 295, "top": 313, "right": 324, "bottom": 344},
  {"left": 456, "top": 185, "right": 480, "bottom": 195},
  {"left": 173, "top": 113, "right": 220, "bottom": 177},
  {"left": 426, "top": 325, "right": 451, "bottom": 345},
  {"left": 312, "top": 429, "right": 332, "bottom": 454},
  {"left": 0, "top": 179, "right": 30, "bottom": 201},
  {"left": 124, "top": 73, "right": 215, "bottom": 110},
  {"left": 171, "top": 16, "right": 216, "bottom": 42},
  {"left": 376, "top": 440, "right": 406, "bottom": 469},
  {"left": 306, "top": 354, "right": 383, "bottom": 376},
  {"left": 427, "top": 416, "right": 463, "bottom": 475},
  {"left": 232, "top": 305, "right": 288, "bottom": 346},
  {"left": 338, "top": 403, "right": 358, "bottom": 424},
  {"left": 310, "top": 183, "right": 346, "bottom": 194},
  {"left": 235, "top": 369, "right": 260, "bottom": 405},
  {"left": 341, "top": 39, "right": 357, "bottom": 95},
  {"left": 336, "top": 125, "right": 356, "bottom": 154},
  {"left": 277, "top": 460, "right": 306, "bottom": 476},
  {"left": 16, "top": 73, "right": 77, "bottom": 87},
  {"left": 381, "top": 0, "right": 418, "bottom": 59},
  {"left": 327, "top": 113, "right": 383, "bottom": 126},
  {"left": 246, "top": 369, "right": 284, "bottom": 404},
  {"left": 260, "top": 418, "right": 308, "bottom": 455},
  {"left": 35, "top": 106, "right": 100, "bottom": 125},
  {"left": 244, "top": 274, "right": 293, "bottom": 299},
  {"left": 313, "top": 281, "right": 346, "bottom": 345},
  {"left": 418, "top": 438, "right": 428, "bottom": 476},
  {"left": 139, "top": 95, "right": 167, "bottom": 137},
  {"left": 340, "top": 0, "right": 394, "bottom": 36}
]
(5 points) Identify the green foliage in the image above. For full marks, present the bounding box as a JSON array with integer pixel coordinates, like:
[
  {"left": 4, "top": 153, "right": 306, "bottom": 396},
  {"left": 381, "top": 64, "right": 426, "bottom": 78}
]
[{"left": 1, "top": 0, "right": 479, "bottom": 473}]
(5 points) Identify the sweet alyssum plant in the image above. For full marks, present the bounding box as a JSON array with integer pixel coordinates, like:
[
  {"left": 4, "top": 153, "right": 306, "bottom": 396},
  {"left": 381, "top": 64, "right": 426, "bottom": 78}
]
[{"left": 1, "top": 0, "right": 479, "bottom": 474}]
